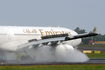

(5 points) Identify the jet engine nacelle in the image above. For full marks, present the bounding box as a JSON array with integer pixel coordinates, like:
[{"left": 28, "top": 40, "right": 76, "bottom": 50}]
[{"left": 56, "top": 44, "right": 74, "bottom": 52}]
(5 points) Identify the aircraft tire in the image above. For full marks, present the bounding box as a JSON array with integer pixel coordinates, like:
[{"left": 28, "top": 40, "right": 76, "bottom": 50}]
[
  {"left": 21, "top": 55, "right": 26, "bottom": 60},
  {"left": 26, "top": 55, "right": 32, "bottom": 60},
  {"left": 21, "top": 55, "right": 35, "bottom": 61}
]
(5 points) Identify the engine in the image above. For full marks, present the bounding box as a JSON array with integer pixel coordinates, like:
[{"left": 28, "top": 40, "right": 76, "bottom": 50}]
[{"left": 56, "top": 44, "right": 74, "bottom": 52}]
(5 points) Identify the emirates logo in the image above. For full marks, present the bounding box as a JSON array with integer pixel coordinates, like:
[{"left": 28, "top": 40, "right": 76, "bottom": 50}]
[{"left": 23, "top": 29, "right": 37, "bottom": 34}]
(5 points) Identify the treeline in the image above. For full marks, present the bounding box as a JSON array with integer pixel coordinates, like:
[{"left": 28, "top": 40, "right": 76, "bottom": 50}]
[{"left": 74, "top": 27, "right": 105, "bottom": 44}]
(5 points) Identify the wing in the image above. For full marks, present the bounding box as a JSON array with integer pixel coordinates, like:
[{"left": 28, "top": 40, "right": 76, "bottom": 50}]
[
  {"left": 65, "top": 32, "right": 98, "bottom": 41},
  {"left": 17, "top": 27, "right": 98, "bottom": 50}
]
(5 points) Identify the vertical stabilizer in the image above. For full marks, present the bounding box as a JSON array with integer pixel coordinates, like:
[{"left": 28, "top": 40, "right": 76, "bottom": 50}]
[{"left": 92, "top": 27, "right": 97, "bottom": 33}]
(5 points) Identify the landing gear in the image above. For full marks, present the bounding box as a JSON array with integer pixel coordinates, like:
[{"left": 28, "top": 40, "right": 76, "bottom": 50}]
[
  {"left": 21, "top": 55, "right": 35, "bottom": 61},
  {"left": 26, "top": 55, "right": 32, "bottom": 60},
  {"left": 21, "top": 55, "right": 26, "bottom": 60}
]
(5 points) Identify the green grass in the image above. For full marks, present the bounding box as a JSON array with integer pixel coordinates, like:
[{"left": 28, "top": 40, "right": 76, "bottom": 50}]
[
  {"left": 0, "top": 65, "right": 105, "bottom": 70},
  {"left": 79, "top": 44, "right": 105, "bottom": 47},
  {"left": 86, "top": 52, "right": 105, "bottom": 58}
]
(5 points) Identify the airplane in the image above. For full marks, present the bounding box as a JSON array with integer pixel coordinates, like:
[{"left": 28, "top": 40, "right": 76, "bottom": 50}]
[{"left": 0, "top": 26, "right": 98, "bottom": 60}]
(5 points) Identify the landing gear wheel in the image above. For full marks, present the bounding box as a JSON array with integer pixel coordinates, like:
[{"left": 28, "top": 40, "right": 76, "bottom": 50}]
[
  {"left": 21, "top": 55, "right": 26, "bottom": 60},
  {"left": 26, "top": 55, "right": 31, "bottom": 60},
  {"left": 21, "top": 55, "right": 35, "bottom": 61}
]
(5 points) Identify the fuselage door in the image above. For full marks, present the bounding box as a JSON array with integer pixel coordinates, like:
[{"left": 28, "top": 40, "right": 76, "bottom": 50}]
[{"left": 7, "top": 29, "right": 14, "bottom": 40}]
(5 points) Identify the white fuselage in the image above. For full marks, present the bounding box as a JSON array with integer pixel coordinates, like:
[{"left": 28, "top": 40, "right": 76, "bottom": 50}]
[{"left": 0, "top": 26, "right": 81, "bottom": 52}]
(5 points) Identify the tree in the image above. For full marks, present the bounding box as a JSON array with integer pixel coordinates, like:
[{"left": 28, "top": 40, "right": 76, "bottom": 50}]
[{"left": 74, "top": 27, "right": 86, "bottom": 34}]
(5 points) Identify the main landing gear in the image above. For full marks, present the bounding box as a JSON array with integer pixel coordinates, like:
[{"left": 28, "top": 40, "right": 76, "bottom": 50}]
[{"left": 21, "top": 55, "right": 35, "bottom": 61}]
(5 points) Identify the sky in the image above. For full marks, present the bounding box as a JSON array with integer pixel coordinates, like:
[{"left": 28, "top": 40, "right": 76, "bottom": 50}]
[{"left": 0, "top": 0, "right": 105, "bottom": 34}]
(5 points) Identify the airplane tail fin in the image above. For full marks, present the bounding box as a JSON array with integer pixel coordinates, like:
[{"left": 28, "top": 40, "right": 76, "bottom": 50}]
[{"left": 92, "top": 27, "right": 97, "bottom": 33}]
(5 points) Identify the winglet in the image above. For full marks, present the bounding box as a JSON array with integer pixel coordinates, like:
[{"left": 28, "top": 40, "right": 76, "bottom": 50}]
[{"left": 92, "top": 27, "right": 97, "bottom": 33}]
